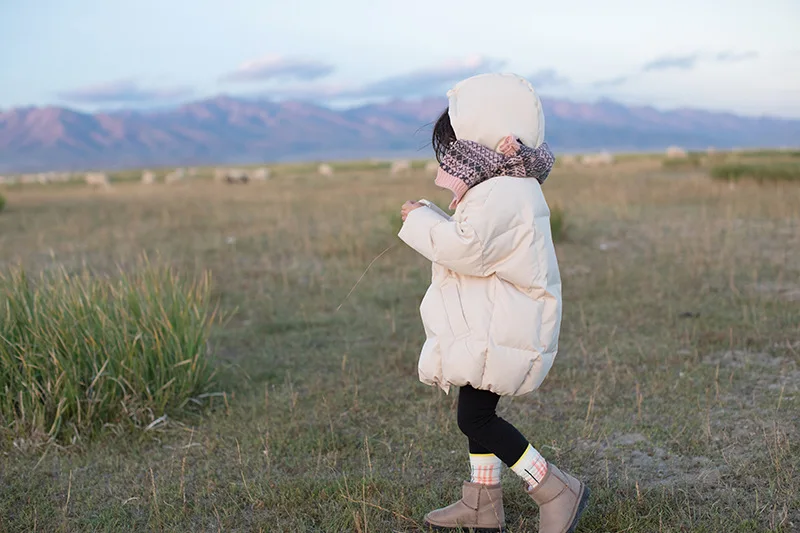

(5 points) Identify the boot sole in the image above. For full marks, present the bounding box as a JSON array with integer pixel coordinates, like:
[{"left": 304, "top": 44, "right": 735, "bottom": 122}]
[
  {"left": 424, "top": 522, "right": 505, "bottom": 533},
  {"left": 565, "top": 484, "right": 591, "bottom": 533}
]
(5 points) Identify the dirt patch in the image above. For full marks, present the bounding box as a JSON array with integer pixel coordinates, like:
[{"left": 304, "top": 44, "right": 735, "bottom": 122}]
[
  {"left": 703, "top": 349, "right": 787, "bottom": 369},
  {"left": 750, "top": 281, "right": 800, "bottom": 302},
  {"left": 703, "top": 350, "right": 800, "bottom": 393},
  {"left": 578, "top": 433, "right": 724, "bottom": 489}
]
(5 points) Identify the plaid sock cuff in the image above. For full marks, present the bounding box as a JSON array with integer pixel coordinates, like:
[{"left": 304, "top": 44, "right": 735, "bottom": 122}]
[
  {"left": 510, "top": 444, "right": 548, "bottom": 487},
  {"left": 469, "top": 453, "right": 502, "bottom": 485}
]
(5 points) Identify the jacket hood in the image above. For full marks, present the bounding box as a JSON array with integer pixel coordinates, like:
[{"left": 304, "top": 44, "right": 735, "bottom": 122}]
[{"left": 447, "top": 73, "right": 545, "bottom": 152}]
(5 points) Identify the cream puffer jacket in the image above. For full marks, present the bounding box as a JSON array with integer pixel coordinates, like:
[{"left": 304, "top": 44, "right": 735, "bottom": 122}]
[
  {"left": 399, "top": 72, "right": 562, "bottom": 396},
  {"left": 398, "top": 177, "right": 562, "bottom": 396}
]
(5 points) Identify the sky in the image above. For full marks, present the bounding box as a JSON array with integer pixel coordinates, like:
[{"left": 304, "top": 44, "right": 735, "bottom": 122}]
[{"left": 1, "top": 0, "right": 799, "bottom": 117}]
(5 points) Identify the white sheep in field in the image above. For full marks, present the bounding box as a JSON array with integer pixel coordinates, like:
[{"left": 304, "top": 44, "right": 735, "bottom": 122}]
[
  {"left": 425, "top": 160, "right": 439, "bottom": 173},
  {"left": 250, "top": 167, "right": 271, "bottom": 181},
  {"left": 318, "top": 164, "right": 334, "bottom": 176},
  {"left": 85, "top": 172, "right": 110, "bottom": 189},
  {"left": 390, "top": 160, "right": 411, "bottom": 175},
  {"left": 581, "top": 152, "right": 615, "bottom": 166},
  {"left": 164, "top": 169, "right": 185, "bottom": 184},
  {"left": 141, "top": 170, "right": 156, "bottom": 185},
  {"left": 224, "top": 168, "right": 249, "bottom": 184},
  {"left": 666, "top": 146, "right": 688, "bottom": 159},
  {"left": 559, "top": 154, "right": 578, "bottom": 166}
]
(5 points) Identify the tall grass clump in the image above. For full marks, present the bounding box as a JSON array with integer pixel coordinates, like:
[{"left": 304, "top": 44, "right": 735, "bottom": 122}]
[
  {"left": 0, "top": 260, "right": 223, "bottom": 445},
  {"left": 0, "top": 192, "right": 5, "bottom": 212},
  {"left": 710, "top": 162, "right": 800, "bottom": 183},
  {"left": 550, "top": 205, "right": 567, "bottom": 243}
]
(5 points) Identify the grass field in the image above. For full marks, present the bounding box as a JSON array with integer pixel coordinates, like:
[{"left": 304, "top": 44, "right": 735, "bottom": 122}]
[{"left": 1, "top": 156, "right": 798, "bottom": 532}]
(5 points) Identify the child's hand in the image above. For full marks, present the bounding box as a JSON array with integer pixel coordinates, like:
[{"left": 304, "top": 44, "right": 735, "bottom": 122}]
[{"left": 401, "top": 200, "right": 423, "bottom": 221}]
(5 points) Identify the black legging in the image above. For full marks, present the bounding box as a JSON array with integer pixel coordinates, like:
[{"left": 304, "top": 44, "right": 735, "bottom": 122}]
[{"left": 458, "top": 385, "right": 529, "bottom": 467}]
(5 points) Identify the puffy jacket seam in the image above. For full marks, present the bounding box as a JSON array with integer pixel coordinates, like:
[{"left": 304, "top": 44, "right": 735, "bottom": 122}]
[
  {"left": 512, "top": 354, "right": 540, "bottom": 395},
  {"left": 529, "top": 212, "right": 540, "bottom": 288},
  {"left": 481, "top": 183, "right": 527, "bottom": 275},
  {"left": 426, "top": 216, "right": 487, "bottom": 275},
  {"left": 469, "top": 181, "right": 511, "bottom": 275},
  {"left": 480, "top": 280, "right": 498, "bottom": 388}
]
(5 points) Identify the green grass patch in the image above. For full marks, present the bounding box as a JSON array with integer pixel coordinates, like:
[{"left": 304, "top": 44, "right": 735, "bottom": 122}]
[
  {"left": 710, "top": 162, "right": 800, "bottom": 183},
  {"left": 662, "top": 153, "right": 704, "bottom": 168},
  {"left": 737, "top": 149, "right": 800, "bottom": 159},
  {"left": 550, "top": 205, "right": 567, "bottom": 243},
  {"left": 0, "top": 260, "right": 224, "bottom": 445},
  {"left": 0, "top": 192, "right": 5, "bottom": 212}
]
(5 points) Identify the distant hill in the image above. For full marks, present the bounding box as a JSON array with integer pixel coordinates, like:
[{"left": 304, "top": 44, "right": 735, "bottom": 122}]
[{"left": 1, "top": 95, "right": 798, "bottom": 173}]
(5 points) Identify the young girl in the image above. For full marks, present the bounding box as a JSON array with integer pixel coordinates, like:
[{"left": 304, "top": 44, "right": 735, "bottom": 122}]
[{"left": 398, "top": 73, "right": 589, "bottom": 533}]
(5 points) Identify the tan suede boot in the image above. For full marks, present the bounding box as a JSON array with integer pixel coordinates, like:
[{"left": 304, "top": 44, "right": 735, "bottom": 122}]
[
  {"left": 424, "top": 481, "right": 506, "bottom": 532},
  {"left": 526, "top": 462, "right": 590, "bottom": 533}
]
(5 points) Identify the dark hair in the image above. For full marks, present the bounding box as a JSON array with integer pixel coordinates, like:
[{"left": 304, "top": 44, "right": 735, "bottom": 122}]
[{"left": 431, "top": 108, "right": 457, "bottom": 164}]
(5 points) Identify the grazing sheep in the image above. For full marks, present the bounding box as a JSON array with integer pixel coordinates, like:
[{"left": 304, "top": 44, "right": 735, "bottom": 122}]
[
  {"left": 425, "top": 160, "right": 439, "bottom": 173},
  {"left": 165, "top": 169, "right": 185, "bottom": 184},
  {"left": 85, "top": 172, "right": 110, "bottom": 189},
  {"left": 318, "top": 164, "right": 334, "bottom": 176},
  {"left": 390, "top": 160, "right": 411, "bottom": 175},
  {"left": 250, "top": 167, "right": 271, "bottom": 181},
  {"left": 141, "top": 170, "right": 156, "bottom": 185},
  {"left": 666, "top": 146, "right": 688, "bottom": 159},
  {"left": 581, "top": 152, "right": 615, "bottom": 166},
  {"left": 559, "top": 154, "right": 578, "bottom": 166},
  {"left": 225, "top": 168, "right": 249, "bottom": 184}
]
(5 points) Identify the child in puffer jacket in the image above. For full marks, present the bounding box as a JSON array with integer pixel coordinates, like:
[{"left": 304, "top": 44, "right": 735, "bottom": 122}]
[{"left": 398, "top": 73, "right": 589, "bottom": 533}]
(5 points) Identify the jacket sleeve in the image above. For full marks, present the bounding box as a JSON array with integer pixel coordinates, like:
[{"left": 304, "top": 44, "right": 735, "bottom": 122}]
[{"left": 397, "top": 205, "right": 486, "bottom": 276}]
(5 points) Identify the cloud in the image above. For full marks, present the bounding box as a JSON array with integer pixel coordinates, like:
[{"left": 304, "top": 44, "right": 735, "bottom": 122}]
[
  {"left": 642, "top": 54, "right": 700, "bottom": 72},
  {"left": 259, "top": 56, "right": 506, "bottom": 102},
  {"left": 352, "top": 56, "right": 506, "bottom": 99},
  {"left": 594, "top": 50, "right": 759, "bottom": 88},
  {"left": 714, "top": 50, "right": 759, "bottom": 63},
  {"left": 527, "top": 68, "right": 570, "bottom": 88},
  {"left": 222, "top": 55, "right": 335, "bottom": 83},
  {"left": 592, "top": 75, "right": 629, "bottom": 88},
  {"left": 58, "top": 80, "right": 192, "bottom": 103}
]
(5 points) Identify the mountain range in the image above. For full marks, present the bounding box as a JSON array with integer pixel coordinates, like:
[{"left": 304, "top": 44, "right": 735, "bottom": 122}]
[{"left": 1, "top": 96, "right": 799, "bottom": 173}]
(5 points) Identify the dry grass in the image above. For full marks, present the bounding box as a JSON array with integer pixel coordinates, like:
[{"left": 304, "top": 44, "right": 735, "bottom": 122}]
[{"left": 0, "top": 159, "right": 798, "bottom": 532}]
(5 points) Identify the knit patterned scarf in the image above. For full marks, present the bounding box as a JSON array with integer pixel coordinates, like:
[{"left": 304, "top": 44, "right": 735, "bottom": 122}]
[{"left": 435, "top": 136, "right": 555, "bottom": 209}]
